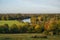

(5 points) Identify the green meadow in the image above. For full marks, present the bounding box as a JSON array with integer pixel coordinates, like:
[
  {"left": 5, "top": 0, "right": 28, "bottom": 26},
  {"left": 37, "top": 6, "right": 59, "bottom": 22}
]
[{"left": 0, "top": 20, "right": 26, "bottom": 26}]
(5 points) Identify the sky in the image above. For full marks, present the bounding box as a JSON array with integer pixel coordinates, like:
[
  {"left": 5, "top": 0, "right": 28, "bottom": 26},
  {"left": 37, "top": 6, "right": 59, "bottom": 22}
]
[{"left": 0, "top": 0, "right": 60, "bottom": 13}]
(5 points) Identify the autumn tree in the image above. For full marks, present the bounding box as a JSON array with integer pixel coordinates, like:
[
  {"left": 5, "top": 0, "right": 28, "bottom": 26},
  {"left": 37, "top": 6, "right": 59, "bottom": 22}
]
[{"left": 44, "top": 18, "right": 58, "bottom": 35}]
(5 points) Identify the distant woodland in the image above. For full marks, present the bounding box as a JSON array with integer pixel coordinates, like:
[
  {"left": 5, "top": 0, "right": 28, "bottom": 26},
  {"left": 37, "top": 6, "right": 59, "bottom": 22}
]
[{"left": 0, "top": 14, "right": 31, "bottom": 20}]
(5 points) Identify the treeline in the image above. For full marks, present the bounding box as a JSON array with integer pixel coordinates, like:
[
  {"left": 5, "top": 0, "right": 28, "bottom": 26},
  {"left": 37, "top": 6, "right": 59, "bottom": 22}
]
[
  {"left": 30, "top": 14, "right": 60, "bottom": 35},
  {"left": 0, "top": 14, "right": 31, "bottom": 20},
  {"left": 0, "top": 14, "right": 60, "bottom": 20},
  {"left": 0, "top": 23, "right": 44, "bottom": 33}
]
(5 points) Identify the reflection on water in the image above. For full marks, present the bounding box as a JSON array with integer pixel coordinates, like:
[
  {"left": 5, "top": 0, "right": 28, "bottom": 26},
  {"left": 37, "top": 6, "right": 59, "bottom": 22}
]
[{"left": 22, "top": 18, "right": 31, "bottom": 23}]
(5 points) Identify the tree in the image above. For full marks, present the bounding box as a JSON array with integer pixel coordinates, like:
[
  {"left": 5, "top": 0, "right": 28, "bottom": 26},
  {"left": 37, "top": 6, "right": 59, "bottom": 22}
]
[
  {"left": 6, "top": 15, "right": 9, "bottom": 20},
  {"left": 10, "top": 24, "right": 19, "bottom": 33},
  {"left": 44, "top": 18, "right": 58, "bottom": 35},
  {"left": 30, "top": 16, "right": 37, "bottom": 25},
  {"left": 28, "top": 25, "right": 35, "bottom": 33},
  {"left": 1, "top": 16, "right": 4, "bottom": 20},
  {"left": 0, "top": 25, "right": 5, "bottom": 33},
  {"left": 34, "top": 24, "right": 44, "bottom": 33},
  {"left": 4, "top": 24, "right": 9, "bottom": 33},
  {"left": 19, "top": 26, "right": 28, "bottom": 33},
  {"left": 0, "top": 24, "right": 9, "bottom": 33}
]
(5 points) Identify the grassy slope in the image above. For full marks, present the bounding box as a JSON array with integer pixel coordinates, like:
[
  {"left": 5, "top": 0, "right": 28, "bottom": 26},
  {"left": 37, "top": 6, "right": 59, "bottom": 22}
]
[{"left": 0, "top": 20, "right": 26, "bottom": 27}]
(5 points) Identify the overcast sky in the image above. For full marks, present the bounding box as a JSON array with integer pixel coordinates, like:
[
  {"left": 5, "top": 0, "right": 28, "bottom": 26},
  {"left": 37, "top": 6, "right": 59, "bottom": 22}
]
[{"left": 0, "top": 0, "right": 60, "bottom": 13}]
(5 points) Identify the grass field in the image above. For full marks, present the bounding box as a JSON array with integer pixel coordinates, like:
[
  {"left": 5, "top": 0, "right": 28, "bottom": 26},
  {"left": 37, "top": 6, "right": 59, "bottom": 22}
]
[
  {"left": 0, "top": 20, "right": 26, "bottom": 27},
  {"left": 0, "top": 34, "right": 60, "bottom": 40}
]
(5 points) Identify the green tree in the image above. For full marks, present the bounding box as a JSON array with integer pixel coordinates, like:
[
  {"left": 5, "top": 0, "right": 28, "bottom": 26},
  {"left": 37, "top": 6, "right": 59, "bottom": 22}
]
[
  {"left": 6, "top": 15, "right": 9, "bottom": 20},
  {"left": 0, "top": 25, "right": 5, "bottom": 33},
  {"left": 10, "top": 24, "right": 19, "bottom": 33},
  {"left": 0, "top": 24, "right": 9, "bottom": 33},
  {"left": 28, "top": 25, "right": 35, "bottom": 33},
  {"left": 4, "top": 24, "right": 9, "bottom": 33}
]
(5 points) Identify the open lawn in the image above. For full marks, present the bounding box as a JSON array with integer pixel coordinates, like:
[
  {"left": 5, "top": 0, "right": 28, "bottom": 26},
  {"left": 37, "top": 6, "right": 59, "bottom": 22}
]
[{"left": 0, "top": 34, "right": 60, "bottom": 40}]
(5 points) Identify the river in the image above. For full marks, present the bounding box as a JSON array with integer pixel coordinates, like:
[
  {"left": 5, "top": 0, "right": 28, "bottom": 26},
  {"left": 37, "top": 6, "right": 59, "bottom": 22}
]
[{"left": 22, "top": 18, "right": 31, "bottom": 23}]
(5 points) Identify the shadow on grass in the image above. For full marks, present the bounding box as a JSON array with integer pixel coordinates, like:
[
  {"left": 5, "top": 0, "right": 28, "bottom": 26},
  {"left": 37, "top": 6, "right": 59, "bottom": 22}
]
[{"left": 31, "top": 35, "right": 48, "bottom": 39}]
